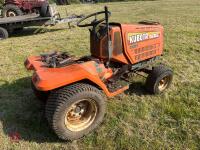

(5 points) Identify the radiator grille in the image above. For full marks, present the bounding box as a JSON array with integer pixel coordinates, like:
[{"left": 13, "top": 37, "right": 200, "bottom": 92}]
[{"left": 134, "top": 44, "right": 160, "bottom": 61}]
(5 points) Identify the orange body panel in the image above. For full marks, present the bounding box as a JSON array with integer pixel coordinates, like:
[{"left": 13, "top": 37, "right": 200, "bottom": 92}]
[
  {"left": 91, "top": 23, "right": 163, "bottom": 64},
  {"left": 111, "top": 27, "right": 129, "bottom": 64},
  {"left": 25, "top": 56, "right": 127, "bottom": 97},
  {"left": 90, "top": 26, "right": 129, "bottom": 64},
  {"left": 121, "top": 24, "right": 164, "bottom": 63}
]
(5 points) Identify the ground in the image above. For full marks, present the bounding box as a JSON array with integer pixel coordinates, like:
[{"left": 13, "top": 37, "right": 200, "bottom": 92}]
[{"left": 0, "top": 0, "right": 200, "bottom": 149}]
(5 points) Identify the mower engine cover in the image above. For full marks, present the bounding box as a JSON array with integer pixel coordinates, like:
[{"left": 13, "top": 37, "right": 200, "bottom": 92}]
[{"left": 90, "top": 23, "right": 164, "bottom": 64}]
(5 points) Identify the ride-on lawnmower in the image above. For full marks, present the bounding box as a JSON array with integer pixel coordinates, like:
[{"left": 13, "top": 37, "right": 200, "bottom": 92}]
[
  {"left": 25, "top": 6, "right": 173, "bottom": 141},
  {"left": 2, "top": 0, "right": 50, "bottom": 17}
]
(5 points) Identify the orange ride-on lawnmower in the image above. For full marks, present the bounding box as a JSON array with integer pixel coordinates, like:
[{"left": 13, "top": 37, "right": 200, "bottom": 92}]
[{"left": 25, "top": 6, "right": 173, "bottom": 141}]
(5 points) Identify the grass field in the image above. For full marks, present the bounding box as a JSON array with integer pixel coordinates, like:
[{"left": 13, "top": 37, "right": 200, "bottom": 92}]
[{"left": 0, "top": 0, "right": 200, "bottom": 149}]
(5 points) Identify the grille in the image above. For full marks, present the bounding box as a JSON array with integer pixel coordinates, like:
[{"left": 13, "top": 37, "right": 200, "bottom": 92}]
[{"left": 134, "top": 44, "right": 160, "bottom": 61}]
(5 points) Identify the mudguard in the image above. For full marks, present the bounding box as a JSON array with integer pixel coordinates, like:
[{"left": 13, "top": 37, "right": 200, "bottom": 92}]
[{"left": 25, "top": 56, "right": 123, "bottom": 97}]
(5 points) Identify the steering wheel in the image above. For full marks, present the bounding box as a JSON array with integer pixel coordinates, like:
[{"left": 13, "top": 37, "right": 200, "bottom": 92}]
[{"left": 77, "top": 10, "right": 111, "bottom": 27}]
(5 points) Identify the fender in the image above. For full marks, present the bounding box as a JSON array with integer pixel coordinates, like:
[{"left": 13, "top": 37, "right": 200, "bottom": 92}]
[{"left": 25, "top": 56, "right": 124, "bottom": 97}]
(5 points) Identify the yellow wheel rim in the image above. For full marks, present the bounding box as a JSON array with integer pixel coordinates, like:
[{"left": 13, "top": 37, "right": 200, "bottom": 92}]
[
  {"left": 158, "top": 76, "right": 171, "bottom": 92},
  {"left": 65, "top": 99, "right": 97, "bottom": 132}
]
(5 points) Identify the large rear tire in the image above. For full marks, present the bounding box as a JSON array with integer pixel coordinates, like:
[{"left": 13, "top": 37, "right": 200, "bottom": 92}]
[
  {"left": 145, "top": 65, "right": 173, "bottom": 94},
  {"left": 45, "top": 83, "right": 106, "bottom": 141},
  {"left": 0, "top": 27, "right": 8, "bottom": 40},
  {"left": 2, "top": 4, "right": 23, "bottom": 17}
]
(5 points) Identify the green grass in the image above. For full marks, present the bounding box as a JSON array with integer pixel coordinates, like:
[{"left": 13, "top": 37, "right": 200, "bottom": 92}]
[{"left": 0, "top": 0, "right": 200, "bottom": 149}]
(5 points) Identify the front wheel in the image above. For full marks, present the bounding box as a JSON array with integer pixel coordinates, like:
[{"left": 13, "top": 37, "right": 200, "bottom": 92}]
[
  {"left": 145, "top": 65, "right": 173, "bottom": 94},
  {"left": 45, "top": 83, "right": 106, "bottom": 141}
]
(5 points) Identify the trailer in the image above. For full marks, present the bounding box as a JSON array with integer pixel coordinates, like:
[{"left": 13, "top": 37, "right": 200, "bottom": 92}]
[{"left": 0, "top": 5, "right": 83, "bottom": 40}]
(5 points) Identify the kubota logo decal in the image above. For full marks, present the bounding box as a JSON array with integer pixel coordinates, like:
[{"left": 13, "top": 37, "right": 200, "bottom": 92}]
[{"left": 128, "top": 32, "right": 160, "bottom": 44}]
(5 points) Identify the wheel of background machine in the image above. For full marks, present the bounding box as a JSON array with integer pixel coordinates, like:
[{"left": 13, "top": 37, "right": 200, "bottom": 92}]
[
  {"left": 45, "top": 83, "right": 106, "bottom": 141},
  {"left": 0, "top": 27, "right": 9, "bottom": 40},
  {"left": 57, "top": 0, "right": 70, "bottom": 5},
  {"left": 145, "top": 65, "right": 173, "bottom": 94},
  {"left": 31, "top": 81, "right": 49, "bottom": 103},
  {"left": 40, "top": 3, "right": 51, "bottom": 17},
  {"left": 2, "top": 4, "right": 23, "bottom": 17}
]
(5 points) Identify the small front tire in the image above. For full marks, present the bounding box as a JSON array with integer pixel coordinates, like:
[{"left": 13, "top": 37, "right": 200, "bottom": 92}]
[
  {"left": 45, "top": 83, "right": 106, "bottom": 141},
  {"left": 145, "top": 65, "right": 173, "bottom": 94}
]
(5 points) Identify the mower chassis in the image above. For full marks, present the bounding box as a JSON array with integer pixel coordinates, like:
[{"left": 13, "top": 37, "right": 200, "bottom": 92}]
[{"left": 25, "top": 53, "right": 159, "bottom": 98}]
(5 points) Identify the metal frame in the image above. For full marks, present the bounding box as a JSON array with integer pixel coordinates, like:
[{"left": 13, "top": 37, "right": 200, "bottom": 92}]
[{"left": 0, "top": 5, "right": 83, "bottom": 39}]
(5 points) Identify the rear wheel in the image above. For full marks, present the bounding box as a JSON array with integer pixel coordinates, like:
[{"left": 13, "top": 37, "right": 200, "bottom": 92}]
[
  {"left": 45, "top": 83, "right": 106, "bottom": 141},
  {"left": 0, "top": 27, "right": 8, "bottom": 40},
  {"left": 145, "top": 65, "right": 173, "bottom": 94},
  {"left": 2, "top": 4, "right": 23, "bottom": 17}
]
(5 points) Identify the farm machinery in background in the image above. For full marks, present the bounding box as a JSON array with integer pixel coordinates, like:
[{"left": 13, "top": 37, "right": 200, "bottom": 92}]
[
  {"left": 0, "top": 4, "right": 84, "bottom": 40},
  {"left": 25, "top": 6, "right": 173, "bottom": 140},
  {"left": 0, "top": 0, "right": 98, "bottom": 17},
  {"left": 1, "top": 0, "right": 51, "bottom": 17}
]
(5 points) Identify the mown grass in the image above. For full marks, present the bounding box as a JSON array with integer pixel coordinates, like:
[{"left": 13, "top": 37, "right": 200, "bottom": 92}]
[{"left": 0, "top": 0, "right": 200, "bottom": 149}]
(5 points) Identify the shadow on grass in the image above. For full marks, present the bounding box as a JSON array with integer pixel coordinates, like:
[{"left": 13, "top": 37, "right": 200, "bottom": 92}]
[
  {"left": 10, "top": 27, "right": 67, "bottom": 38},
  {"left": 0, "top": 77, "right": 65, "bottom": 143},
  {"left": 0, "top": 77, "right": 148, "bottom": 144},
  {"left": 125, "top": 81, "right": 149, "bottom": 96}
]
